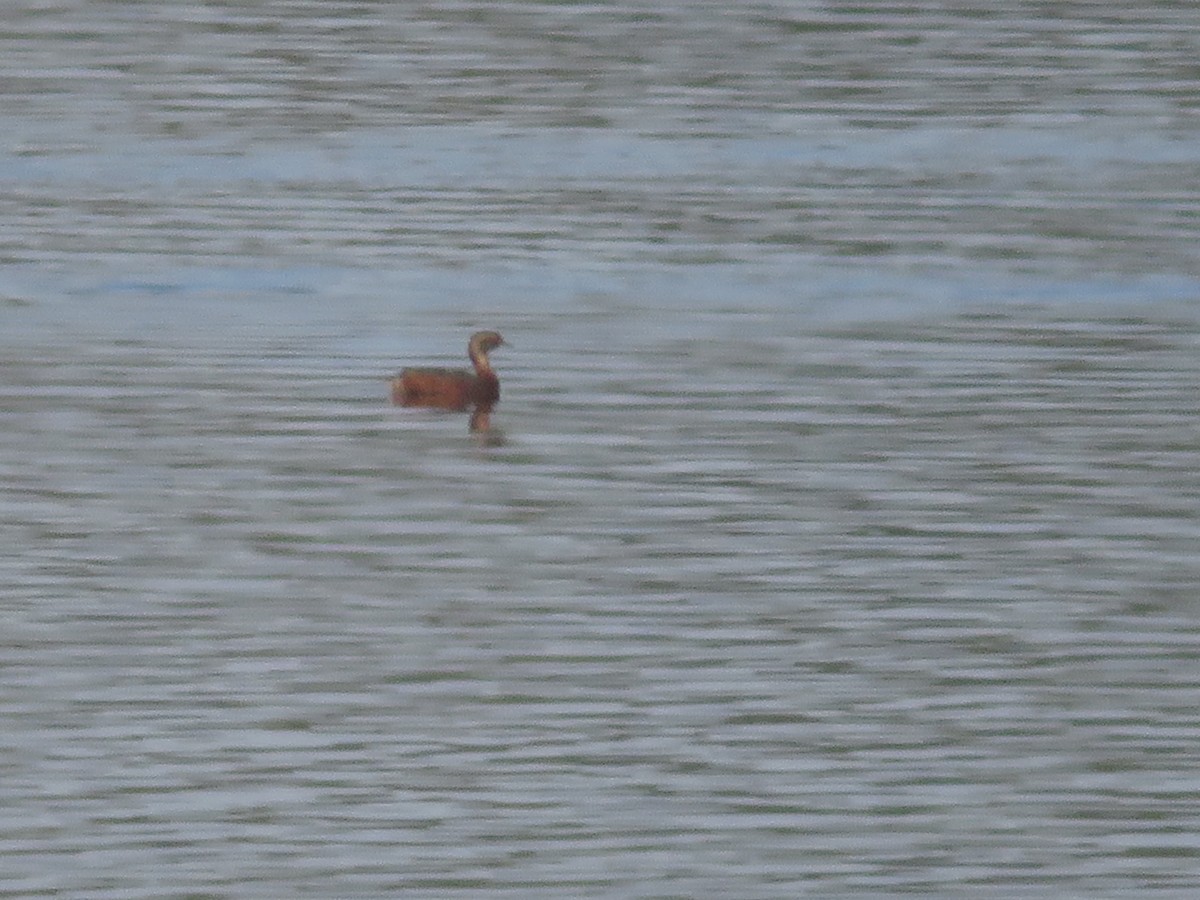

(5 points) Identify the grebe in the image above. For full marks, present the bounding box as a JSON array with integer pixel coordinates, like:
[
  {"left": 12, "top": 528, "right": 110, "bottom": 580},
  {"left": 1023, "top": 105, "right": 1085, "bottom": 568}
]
[{"left": 390, "top": 330, "right": 506, "bottom": 411}]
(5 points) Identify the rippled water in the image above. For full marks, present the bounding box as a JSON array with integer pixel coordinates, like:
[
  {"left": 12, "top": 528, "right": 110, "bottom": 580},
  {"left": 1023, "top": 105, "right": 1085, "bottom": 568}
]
[{"left": 3, "top": 2, "right": 1200, "bottom": 897}]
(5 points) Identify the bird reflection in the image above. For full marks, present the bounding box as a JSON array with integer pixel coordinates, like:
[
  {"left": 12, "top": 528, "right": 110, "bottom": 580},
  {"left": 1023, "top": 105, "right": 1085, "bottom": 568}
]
[{"left": 469, "top": 403, "right": 505, "bottom": 446}]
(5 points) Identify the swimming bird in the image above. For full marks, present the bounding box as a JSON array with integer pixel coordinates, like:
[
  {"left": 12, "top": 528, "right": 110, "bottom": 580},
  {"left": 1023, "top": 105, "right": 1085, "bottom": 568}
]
[{"left": 390, "top": 330, "right": 506, "bottom": 411}]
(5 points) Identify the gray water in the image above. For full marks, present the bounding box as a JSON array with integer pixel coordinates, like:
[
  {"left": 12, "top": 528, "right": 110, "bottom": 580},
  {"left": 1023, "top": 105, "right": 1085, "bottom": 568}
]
[{"left": 3, "top": 2, "right": 1200, "bottom": 897}]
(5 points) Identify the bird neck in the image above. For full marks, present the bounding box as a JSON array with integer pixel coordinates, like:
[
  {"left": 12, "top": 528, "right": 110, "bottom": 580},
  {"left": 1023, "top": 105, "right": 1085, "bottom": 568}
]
[{"left": 469, "top": 343, "right": 492, "bottom": 376}]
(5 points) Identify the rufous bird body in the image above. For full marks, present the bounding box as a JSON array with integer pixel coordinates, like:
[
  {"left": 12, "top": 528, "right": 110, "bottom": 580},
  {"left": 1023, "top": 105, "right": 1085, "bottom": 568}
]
[{"left": 390, "top": 331, "right": 505, "bottom": 411}]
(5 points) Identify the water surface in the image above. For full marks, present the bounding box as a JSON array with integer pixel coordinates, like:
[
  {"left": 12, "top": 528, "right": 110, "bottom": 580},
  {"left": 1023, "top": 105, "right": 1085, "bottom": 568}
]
[{"left": 3, "top": 2, "right": 1200, "bottom": 897}]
